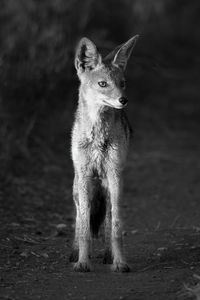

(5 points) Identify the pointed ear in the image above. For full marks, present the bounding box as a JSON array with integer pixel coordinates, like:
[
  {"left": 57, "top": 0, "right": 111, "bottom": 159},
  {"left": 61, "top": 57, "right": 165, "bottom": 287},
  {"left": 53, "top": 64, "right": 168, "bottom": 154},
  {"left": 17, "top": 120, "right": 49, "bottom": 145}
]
[
  {"left": 111, "top": 35, "right": 139, "bottom": 70},
  {"left": 75, "top": 37, "right": 102, "bottom": 74},
  {"left": 104, "top": 44, "right": 123, "bottom": 62}
]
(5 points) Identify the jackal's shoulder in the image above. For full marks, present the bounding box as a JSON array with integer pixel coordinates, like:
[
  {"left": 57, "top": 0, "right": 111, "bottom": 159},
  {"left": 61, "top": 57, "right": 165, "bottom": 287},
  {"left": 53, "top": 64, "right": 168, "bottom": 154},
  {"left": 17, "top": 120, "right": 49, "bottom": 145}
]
[{"left": 119, "top": 110, "right": 133, "bottom": 139}]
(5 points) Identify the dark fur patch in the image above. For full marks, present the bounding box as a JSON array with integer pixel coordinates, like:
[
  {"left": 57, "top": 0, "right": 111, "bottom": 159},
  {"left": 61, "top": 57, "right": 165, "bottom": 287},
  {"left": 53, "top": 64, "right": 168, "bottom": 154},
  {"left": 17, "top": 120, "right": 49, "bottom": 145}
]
[
  {"left": 69, "top": 249, "right": 79, "bottom": 262},
  {"left": 90, "top": 180, "right": 106, "bottom": 238},
  {"left": 120, "top": 111, "right": 133, "bottom": 139},
  {"left": 103, "top": 249, "right": 113, "bottom": 264}
]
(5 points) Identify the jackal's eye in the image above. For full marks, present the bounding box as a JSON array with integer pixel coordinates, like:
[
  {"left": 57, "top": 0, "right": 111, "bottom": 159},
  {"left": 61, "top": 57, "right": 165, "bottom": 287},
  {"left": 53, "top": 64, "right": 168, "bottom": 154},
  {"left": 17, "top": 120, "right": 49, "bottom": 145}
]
[
  {"left": 98, "top": 81, "right": 108, "bottom": 88},
  {"left": 120, "top": 80, "right": 126, "bottom": 88}
]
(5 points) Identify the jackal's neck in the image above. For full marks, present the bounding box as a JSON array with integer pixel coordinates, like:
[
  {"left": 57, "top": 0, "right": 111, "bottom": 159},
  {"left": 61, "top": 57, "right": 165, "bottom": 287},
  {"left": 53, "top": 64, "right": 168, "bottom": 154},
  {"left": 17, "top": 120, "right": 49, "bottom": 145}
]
[{"left": 78, "top": 88, "right": 115, "bottom": 129}]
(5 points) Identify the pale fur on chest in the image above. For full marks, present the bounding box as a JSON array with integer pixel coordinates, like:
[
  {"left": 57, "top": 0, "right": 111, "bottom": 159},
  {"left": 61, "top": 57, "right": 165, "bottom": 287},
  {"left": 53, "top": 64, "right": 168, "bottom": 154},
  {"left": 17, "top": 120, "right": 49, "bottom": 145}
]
[
  {"left": 72, "top": 108, "right": 129, "bottom": 176},
  {"left": 90, "top": 118, "right": 111, "bottom": 169},
  {"left": 80, "top": 109, "right": 114, "bottom": 169}
]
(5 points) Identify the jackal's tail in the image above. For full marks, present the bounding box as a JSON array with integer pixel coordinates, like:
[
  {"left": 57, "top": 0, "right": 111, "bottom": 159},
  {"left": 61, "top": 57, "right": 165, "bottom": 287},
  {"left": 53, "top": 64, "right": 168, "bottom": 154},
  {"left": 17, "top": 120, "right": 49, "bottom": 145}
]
[{"left": 90, "top": 181, "right": 106, "bottom": 238}]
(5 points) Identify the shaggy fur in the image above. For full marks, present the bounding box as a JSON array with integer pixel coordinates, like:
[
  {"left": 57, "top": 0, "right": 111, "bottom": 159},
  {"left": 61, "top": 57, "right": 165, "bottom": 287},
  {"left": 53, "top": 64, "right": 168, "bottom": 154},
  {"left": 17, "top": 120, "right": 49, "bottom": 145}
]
[{"left": 70, "top": 35, "right": 139, "bottom": 272}]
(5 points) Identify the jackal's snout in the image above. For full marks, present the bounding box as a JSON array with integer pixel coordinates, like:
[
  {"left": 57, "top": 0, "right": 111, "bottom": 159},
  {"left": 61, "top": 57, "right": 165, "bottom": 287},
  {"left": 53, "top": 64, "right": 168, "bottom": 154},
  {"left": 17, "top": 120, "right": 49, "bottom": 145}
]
[{"left": 119, "top": 96, "right": 128, "bottom": 106}]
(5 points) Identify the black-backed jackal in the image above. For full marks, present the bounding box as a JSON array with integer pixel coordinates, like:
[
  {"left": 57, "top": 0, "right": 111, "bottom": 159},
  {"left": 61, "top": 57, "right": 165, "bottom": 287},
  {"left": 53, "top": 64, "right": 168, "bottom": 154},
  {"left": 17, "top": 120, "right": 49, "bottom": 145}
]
[{"left": 70, "top": 35, "right": 139, "bottom": 272}]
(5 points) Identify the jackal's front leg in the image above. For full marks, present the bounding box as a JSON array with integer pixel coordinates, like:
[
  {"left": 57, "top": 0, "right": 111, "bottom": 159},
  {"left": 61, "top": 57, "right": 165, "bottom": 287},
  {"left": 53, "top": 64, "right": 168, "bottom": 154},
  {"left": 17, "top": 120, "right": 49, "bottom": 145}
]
[
  {"left": 73, "top": 173, "right": 92, "bottom": 272},
  {"left": 69, "top": 174, "right": 79, "bottom": 263},
  {"left": 103, "top": 199, "right": 112, "bottom": 264},
  {"left": 108, "top": 172, "right": 130, "bottom": 272}
]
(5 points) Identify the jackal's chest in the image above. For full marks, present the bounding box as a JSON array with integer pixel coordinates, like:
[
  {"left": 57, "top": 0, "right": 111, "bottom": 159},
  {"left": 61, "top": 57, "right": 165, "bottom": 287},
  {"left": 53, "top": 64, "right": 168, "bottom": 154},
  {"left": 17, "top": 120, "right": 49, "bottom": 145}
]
[
  {"left": 76, "top": 126, "right": 112, "bottom": 169},
  {"left": 82, "top": 131, "right": 110, "bottom": 158},
  {"left": 72, "top": 111, "right": 129, "bottom": 173},
  {"left": 86, "top": 141, "right": 111, "bottom": 176}
]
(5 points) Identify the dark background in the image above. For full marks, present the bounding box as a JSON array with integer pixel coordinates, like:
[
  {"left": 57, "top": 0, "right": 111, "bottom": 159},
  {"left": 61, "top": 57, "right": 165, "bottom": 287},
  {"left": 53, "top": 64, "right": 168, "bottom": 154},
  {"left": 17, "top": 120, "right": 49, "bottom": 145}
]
[
  {"left": 0, "top": 0, "right": 199, "bottom": 179},
  {"left": 1, "top": 1, "right": 200, "bottom": 299}
]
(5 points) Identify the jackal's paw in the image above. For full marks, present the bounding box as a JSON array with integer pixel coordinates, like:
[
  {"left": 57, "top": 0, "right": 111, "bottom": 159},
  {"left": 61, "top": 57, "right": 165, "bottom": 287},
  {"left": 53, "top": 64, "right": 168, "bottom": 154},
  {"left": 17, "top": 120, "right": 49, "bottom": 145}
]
[
  {"left": 73, "top": 261, "right": 92, "bottom": 272},
  {"left": 103, "top": 249, "right": 113, "bottom": 264},
  {"left": 69, "top": 249, "right": 79, "bottom": 262},
  {"left": 112, "top": 261, "right": 130, "bottom": 273}
]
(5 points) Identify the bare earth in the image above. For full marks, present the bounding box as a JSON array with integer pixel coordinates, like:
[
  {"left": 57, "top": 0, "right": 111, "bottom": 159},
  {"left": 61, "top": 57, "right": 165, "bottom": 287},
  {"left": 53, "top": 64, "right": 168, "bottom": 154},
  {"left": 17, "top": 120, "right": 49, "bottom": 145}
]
[{"left": 0, "top": 114, "right": 200, "bottom": 300}]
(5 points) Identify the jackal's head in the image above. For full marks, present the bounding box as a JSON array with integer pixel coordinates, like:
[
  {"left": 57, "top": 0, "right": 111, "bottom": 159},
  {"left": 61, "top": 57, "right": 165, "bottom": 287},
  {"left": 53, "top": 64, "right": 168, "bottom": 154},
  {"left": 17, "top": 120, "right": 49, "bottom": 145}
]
[{"left": 75, "top": 35, "right": 139, "bottom": 109}]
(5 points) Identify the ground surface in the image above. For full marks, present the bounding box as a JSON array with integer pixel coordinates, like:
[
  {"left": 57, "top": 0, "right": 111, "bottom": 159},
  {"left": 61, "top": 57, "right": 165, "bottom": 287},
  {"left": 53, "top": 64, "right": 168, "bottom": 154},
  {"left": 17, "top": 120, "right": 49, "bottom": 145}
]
[{"left": 0, "top": 108, "right": 200, "bottom": 300}]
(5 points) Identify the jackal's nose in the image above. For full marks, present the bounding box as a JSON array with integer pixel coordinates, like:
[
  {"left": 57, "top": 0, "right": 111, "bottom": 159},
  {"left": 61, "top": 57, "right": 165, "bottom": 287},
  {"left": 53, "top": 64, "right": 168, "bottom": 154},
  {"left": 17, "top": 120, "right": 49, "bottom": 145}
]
[{"left": 119, "top": 97, "right": 128, "bottom": 105}]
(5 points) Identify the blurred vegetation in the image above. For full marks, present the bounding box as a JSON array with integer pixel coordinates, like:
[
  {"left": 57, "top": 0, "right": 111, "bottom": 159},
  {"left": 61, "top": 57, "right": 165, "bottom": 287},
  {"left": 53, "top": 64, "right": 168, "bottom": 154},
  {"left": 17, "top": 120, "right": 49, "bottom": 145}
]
[{"left": 0, "top": 0, "right": 199, "bottom": 180}]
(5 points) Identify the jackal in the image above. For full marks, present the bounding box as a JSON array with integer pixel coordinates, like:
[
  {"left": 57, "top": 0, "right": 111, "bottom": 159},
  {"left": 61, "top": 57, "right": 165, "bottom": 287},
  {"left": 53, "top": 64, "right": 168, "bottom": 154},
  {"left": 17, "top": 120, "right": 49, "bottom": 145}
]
[{"left": 70, "top": 35, "right": 139, "bottom": 272}]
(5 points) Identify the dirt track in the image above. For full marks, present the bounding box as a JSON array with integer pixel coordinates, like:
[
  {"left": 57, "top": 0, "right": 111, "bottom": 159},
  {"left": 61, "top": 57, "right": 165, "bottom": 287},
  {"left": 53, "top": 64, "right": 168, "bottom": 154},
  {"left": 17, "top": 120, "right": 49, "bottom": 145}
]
[{"left": 0, "top": 115, "right": 200, "bottom": 300}]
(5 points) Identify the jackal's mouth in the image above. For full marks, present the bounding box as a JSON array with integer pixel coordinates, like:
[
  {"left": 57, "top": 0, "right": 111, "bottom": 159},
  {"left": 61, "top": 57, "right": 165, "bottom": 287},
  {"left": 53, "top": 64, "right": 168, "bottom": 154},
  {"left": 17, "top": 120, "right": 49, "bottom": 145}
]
[{"left": 103, "top": 100, "right": 127, "bottom": 109}]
